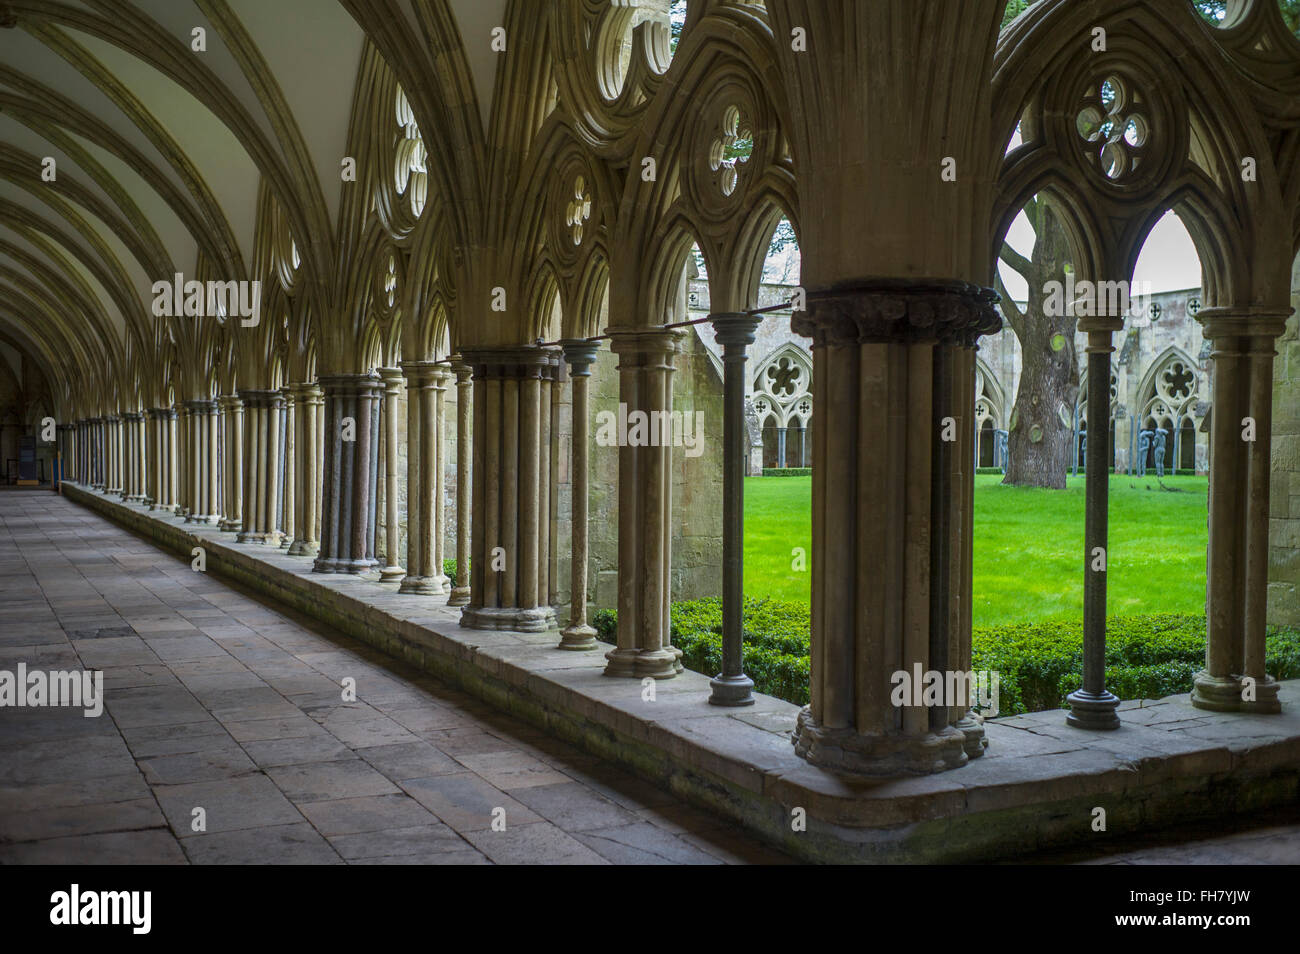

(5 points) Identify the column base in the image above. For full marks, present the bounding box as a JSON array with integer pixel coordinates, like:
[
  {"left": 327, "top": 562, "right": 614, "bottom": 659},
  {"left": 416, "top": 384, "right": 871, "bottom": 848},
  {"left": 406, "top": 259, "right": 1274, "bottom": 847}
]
[
  {"left": 1065, "top": 689, "right": 1122, "bottom": 730},
  {"left": 447, "top": 586, "right": 471, "bottom": 606},
  {"left": 185, "top": 514, "right": 221, "bottom": 526},
  {"left": 379, "top": 564, "right": 406, "bottom": 582},
  {"left": 603, "top": 647, "right": 677, "bottom": 679},
  {"left": 1192, "top": 671, "right": 1282, "bottom": 713},
  {"left": 236, "top": 530, "right": 282, "bottom": 545},
  {"left": 1191, "top": 672, "right": 1243, "bottom": 712},
  {"left": 791, "top": 707, "right": 969, "bottom": 777},
  {"left": 955, "top": 714, "right": 988, "bottom": 758},
  {"left": 708, "top": 673, "right": 755, "bottom": 707},
  {"left": 397, "top": 574, "right": 443, "bottom": 594},
  {"left": 287, "top": 539, "right": 319, "bottom": 557},
  {"left": 557, "top": 623, "right": 598, "bottom": 651},
  {"left": 218, "top": 517, "right": 240, "bottom": 531},
  {"left": 460, "top": 605, "right": 556, "bottom": 633}
]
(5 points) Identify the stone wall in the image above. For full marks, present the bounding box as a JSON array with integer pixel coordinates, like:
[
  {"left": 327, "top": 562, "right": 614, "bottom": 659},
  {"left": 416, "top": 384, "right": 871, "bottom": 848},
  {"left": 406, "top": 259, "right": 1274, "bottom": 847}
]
[{"left": 1268, "top": 253, "right": 1300, "bottom": 627}]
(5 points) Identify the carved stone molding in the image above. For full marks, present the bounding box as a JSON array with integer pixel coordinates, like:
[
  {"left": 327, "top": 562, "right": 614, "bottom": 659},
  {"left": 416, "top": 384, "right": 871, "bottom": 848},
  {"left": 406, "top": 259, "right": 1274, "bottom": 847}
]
[{"left": 794, "top": 278, "right": 1002, "bottom": 347}]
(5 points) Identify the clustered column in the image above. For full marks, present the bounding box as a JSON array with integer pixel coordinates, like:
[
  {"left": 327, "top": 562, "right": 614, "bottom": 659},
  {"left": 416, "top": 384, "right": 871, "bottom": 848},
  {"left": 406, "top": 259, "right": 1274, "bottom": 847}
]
[
  {"left": 149, "top": 408, "right": 177, "bottom": 511},
  {"left": 604, "top": 329, "right": 683, "bottom": 679},
  {"left": 448, "top": 360, "right": 473, "bottom": 606},
  {"left": 378, "top": 367, "right": 407, "bottom": 582},
  {"left": 105, "top": 414, "right": 122, "bottom": 496},
  {"left": 398, "top": 362, "right": 448, "bottom": 594},
  {"left": 787, "top": 280, "right": 1000, "bottom": 776},
  {"left": 288, "top": 382, "right": 323, "bottom": 556},
  {"left": 460, "top": 348, "right": 559, "bottom": 631},
  {"left": 237, "top": 389, "right": 284, "bottom": 545},
  {"left": 182, "top": 400, "right": 220, "bottom": 524},
  {"left": 315, "top": 372, "right": 383, "bottom": 573},
  {"left": 218, "top": 395, "right": 244, "bottom": 531},
  {"left": 280, "top": 385, "right": 295, "bottom": 550},
  {"left": 1194, "top": 308, "right": 1289, "bottom": 715}
]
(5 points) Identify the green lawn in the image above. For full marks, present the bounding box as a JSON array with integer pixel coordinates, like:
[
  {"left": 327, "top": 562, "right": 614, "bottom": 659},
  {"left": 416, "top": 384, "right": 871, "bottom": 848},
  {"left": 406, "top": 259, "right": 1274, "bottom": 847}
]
[{"left": 743, "top": 474, "right": 1208, "bottom": 627}]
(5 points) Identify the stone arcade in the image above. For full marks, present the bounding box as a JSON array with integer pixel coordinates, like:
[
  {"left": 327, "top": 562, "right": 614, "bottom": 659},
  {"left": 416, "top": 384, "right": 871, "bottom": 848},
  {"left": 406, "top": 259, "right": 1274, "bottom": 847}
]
[{"left": 3, "top": 0, "right": 1300, "bottom": 862}]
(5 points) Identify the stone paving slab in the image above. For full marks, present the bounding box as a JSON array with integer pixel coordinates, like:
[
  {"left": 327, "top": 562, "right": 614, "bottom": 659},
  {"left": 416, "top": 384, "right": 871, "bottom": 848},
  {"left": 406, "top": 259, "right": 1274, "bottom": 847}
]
[
  {"left": 13, "top": 487, "right": 1300, "bottom": 862},
  {"left": 0, "top": 491, "right": 787, "bottom": 865}
]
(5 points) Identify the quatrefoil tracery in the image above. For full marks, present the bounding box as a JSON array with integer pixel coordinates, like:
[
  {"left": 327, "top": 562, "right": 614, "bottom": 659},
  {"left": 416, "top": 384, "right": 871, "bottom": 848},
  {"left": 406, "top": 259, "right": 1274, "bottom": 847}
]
[
  {"left": 709, "top": 104, "right": 753, "bottom": 197},
  {"left": 1075, "top": 76, "right": 1149, "bottom": 181}
]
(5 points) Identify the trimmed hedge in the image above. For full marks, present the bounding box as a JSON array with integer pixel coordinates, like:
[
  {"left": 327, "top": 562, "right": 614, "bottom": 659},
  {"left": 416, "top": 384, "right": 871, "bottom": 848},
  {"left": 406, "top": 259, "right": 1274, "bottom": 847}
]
[
  {"left": 443, "top": 559, "right": 467, "bottom": 588},
  {"left": 761, "top": 468, "right": 812, "bottom": 477},
  {"left": 593, "top": 598, "right": 812, "bottom": 705},
  {"left": 593, "top": 600, "right": 1300, "bottom": 716}
]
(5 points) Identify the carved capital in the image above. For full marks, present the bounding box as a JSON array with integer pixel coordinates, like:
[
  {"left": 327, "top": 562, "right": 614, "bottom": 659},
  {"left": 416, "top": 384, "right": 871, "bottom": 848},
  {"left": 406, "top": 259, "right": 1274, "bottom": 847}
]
[{"left": 793, "top": 278, "right": 1000, "bottom": 347}]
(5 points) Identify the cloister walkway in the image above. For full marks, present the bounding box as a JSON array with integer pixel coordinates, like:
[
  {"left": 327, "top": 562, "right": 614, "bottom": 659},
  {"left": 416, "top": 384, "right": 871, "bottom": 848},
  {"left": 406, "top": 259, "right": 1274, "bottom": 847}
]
[
  {"left": 0, "top": 490, "right": 789, "bottom": 864},
  {"left": 3, "top": 489, "right": 1299, "bottom": 864}
]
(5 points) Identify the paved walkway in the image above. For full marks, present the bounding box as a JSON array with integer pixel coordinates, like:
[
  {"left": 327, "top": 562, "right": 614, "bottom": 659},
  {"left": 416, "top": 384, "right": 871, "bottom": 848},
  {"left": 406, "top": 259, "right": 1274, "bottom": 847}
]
[
  {"left": 0, "top": 490, "right": 789, "bottom": 864},
  {"left": 3, "top": 489, "right": 1298, "bottom": 864}
]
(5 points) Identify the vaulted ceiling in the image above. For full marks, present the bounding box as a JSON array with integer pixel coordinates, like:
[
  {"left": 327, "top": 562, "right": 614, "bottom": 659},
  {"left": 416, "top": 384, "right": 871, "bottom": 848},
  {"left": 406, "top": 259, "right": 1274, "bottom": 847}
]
[{"left": 0, "top": 0, "right": 506, "bottom": 408}]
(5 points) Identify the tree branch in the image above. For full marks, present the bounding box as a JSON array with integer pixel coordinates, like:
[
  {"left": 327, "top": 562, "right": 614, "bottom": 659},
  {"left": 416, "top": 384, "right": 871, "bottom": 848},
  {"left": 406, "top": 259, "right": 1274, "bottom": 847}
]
[
  {"left": 999, "top": 241, "right": 1033, "bottom": 281},
  {"left": 994, "top": 270, "right": 1024, "bottom": 337}
]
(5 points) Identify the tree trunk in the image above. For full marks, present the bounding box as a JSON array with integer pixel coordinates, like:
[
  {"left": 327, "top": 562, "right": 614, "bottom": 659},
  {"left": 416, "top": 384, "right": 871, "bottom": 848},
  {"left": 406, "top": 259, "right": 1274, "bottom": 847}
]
[
  {"left": 1001, "top": 201, "right": 1079, "bottom": 489},
  {"left": 1003, "top": 338, "right": 1076, "bottom": 488}
]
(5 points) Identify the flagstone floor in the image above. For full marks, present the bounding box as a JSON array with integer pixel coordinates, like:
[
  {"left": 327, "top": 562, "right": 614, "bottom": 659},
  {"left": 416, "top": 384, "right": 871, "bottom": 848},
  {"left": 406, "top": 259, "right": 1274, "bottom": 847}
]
[
  {"left": 2, "top": 489, "right": 1297, "bottom": 865},
  {"left": 0, "top": 490, "right": 790, "bottom": 864}
]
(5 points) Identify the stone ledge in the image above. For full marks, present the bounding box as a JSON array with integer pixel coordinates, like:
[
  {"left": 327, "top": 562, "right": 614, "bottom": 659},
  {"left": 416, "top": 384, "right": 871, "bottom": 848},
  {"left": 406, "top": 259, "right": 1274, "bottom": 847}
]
[{"left": 64, "top": 483, "right": 1300, "bottom": 863}]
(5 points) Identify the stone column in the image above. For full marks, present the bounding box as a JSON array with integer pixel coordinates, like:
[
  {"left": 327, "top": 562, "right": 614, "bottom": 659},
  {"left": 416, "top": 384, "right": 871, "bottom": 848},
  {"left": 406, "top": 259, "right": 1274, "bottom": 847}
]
[
  {"left": 558, "top": 341, "right": 599, "bottom": 649},
  {"left": 314, "top": 373, "right": 383, "bottom": 573},
  {"left": 378, "top": 367, "right": 406, "bottom": 582},
  {"left": 708, "top": 314, "right": 763, "bottom": 705},
  {"left": 237, "top": 390, "right": 284, "bottom": 545},
  {"left": 166, "top": 408, "right": 178, "bottom": 514},
  {"left": 136, "top": 412, "right": 148, "bottom": 502},
  {"left": 280, "top": 386, "right": 295, "bottom": 549},
  {"left": 1066, "top": 319, "right": 1124, "bottom": 730},
  {"left": 460, "top": 348, "right": 556, "bottom": 630},
  {"left": 287, "top": 383, "right": 323, "bottom": 556},
  {"left": 787, "top": 280, "right": 1000, "bottom": 775},
  {"left": 432, "top": 366, "right": 452, "bottom": 593},
  {"left": 449, "top": 361, "right": 473, "bottom": 605},
  {"left": 1193, "top": 309, "right": 1288, "bottom": 714},
  {"left": 192, "top": 400, "right": 221, "bottom": 524},
  {"left": 218, "top": 396, "right": 244, "bottom": 530},
  {"left": 208, "top": 401, "right": 221, "bottom": 523},
  {"left": 548, "top": 355, "right": 562, "bottom": 607},
  {"left": 603, "top": 329, "right": 683, "bottom": 678}
]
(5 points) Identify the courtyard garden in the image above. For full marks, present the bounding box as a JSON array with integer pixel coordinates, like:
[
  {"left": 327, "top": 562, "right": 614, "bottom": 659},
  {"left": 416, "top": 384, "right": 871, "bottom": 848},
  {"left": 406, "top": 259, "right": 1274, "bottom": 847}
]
[{"left": 594, "top": 473, "right": 1300, "bottom": 714}]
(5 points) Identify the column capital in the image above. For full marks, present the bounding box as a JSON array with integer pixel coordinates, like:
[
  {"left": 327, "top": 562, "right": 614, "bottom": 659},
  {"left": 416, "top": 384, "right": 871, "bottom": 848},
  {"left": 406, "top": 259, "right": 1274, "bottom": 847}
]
[
  {"left": 1197, "top": 307, "right": 1291, "bottom": 341},
  {"left": 449, "top": 355, "right": 474, "bottom": 385},
  {"left": 318, "top": 371, "right": 382, "bottom": 399},
  {"left": 286, "top": 381, "right": 324, "bottom": 404},
  {"left": 236, "top": 389, "right": 284, "bottom": 409},
  {"left": 709, "top": 312, "right": 764, "bottom": 353},
  {"left": 377, "top": 366, "right": 406, "bottom": 394},
  {"left": 460, "top": 346, "right": 556, "bottom": 379},
  {"left": 559, "top": 338, "right": 601, "bottom": 375},
  {"left": 605, "top": 326, "right": 684, "bottom": 354},
  {"left": 183, "top": 399, "right": 219, "bottom": 414},
  {"left": 217, "top": 394, "right": 244, "bottom": 412},
  {"left": 794, "top": 278, "right": 1000, "bottom": 347}
]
